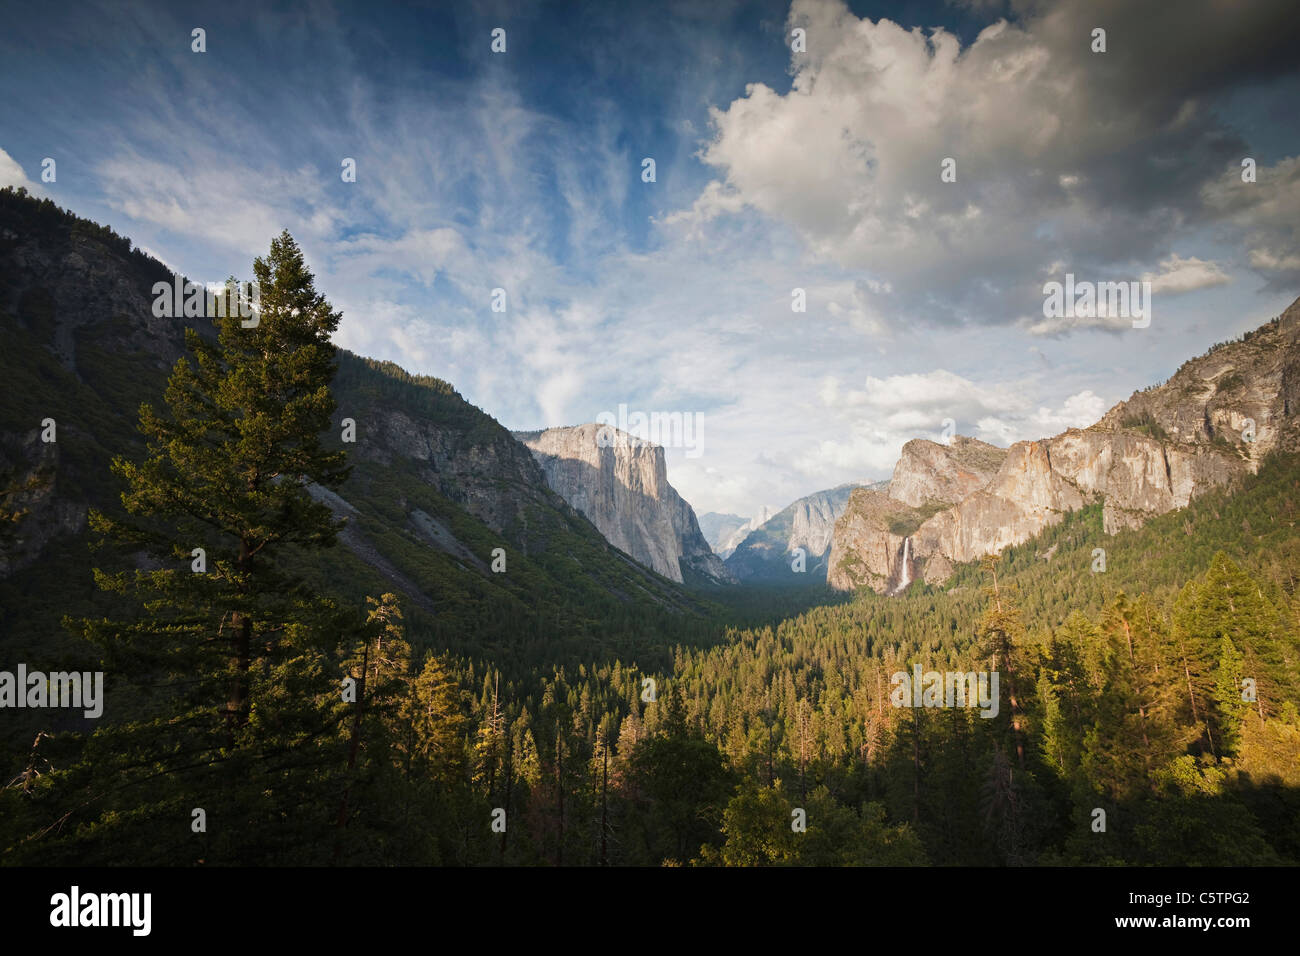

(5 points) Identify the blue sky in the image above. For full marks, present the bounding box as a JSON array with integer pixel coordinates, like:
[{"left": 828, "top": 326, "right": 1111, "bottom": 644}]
[{"left": 3, "top": 0, "right": 1299, "bottom": 518}]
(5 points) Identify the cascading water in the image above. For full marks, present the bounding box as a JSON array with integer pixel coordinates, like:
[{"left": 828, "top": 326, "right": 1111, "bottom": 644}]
[{"left": 895, "top": 536, "right": 912, "bottom": 593}]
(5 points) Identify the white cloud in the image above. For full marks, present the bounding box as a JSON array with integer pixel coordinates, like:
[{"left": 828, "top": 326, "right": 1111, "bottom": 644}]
[
  {"left": 820, "top": 369, "right": 1022, "bottom": 418},
  {"left": 1022, "top": 310, "right": 1138, "bottom": 337},
  {"left": 1143, "top": 254, "right": 1230, "bottom": 294},
  {"left": 661, "top": 181, "right": 747, "bottom": 235},
  {"left": 675, "top": 3, "right": 1097, "bottom": 307},
  {"left": 671, "top": 0, "right": 1300, "bottom": 329},
  {"left": 1248, "top": 248, "right": 1300, "bottom": 272},
  {"left": 793, "top": 369, "right": 1023, "bottom": 479},
  {"left": 977, "top": 389, "right": 1106, "bottom": 444},
  {"left": 0, "top": 147, "right": 37, "bottom": 193},
  {"left": 791, "top": 372, "right": 1114, "bottom": 484},
  {"left": 334, "top": 228, "right": 472, "bottom": 289},
  {"left": 95, "top": 152, "right": 337, "bottom": 257},
  {"left": 826, "top": 279, "right": 894, "bottom": 336}
]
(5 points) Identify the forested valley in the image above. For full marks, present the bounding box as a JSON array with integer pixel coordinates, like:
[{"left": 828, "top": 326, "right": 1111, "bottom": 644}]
[{"left": 2, "top": 199, "right": 1297, "bottom": 867}]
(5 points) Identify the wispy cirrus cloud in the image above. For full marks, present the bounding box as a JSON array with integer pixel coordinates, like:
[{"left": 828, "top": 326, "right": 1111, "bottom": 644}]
[{"left": 1, "top": 0, "right": 1297, "bottom": 518}]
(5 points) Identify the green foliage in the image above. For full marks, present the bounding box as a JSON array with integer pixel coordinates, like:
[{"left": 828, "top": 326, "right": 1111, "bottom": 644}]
[
  {"left": 1119, "top": 409, "right": 1170, "bottom": 442},
  {"left": 3, "top": 186, "right": 1299, "bottom": 865},
  {"left": 5, "top": 232, "right": 362, "bottom": 864},
  {"left": 1216, "top": 371, "right": 1246, "bottom": 393},
  {"left": 887, "top": 499, "right": 947, "bottom": 537},
  {"left": 700, "top": 783, "right": 926, "bottom": 866}
]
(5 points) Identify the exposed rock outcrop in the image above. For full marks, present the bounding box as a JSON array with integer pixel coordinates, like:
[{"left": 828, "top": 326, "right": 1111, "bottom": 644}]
[
  {"left": 698, "top": 512, "right": 747, "bottom": 556},
  {"left": 368, "top": 408, "right": 556, "bottom": 542},
  {"left": 515, "top": 424, "right": 734, "bottom": 585},
  {"left": 726, "top": 485, "right": 862, "bottom": 581},
  {"left": 888, "top": 436, "right": 1006, "bottom": 507},
  {"left": 909, "top": 439, "right": 1088, "bottom": 572},
  {"left": 717, "top": 506, "right": 774, "bottom": 558},
  {"left": 0, "top": 431, "right": 84, "bottom": 577},
  {"left": 824, "top": 488, "right": 919, "bottom": 592},
  {"left": 829, "top": 297, "right": 1300, "bottom": 593},
  {"left": 1044, "top": 428, "right": 1242, "bottom": 533}
]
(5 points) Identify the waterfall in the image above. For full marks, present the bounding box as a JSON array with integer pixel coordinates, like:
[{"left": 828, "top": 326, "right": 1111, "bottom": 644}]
[{"left": 896, "top": 537, "right": 912, "bottom": 592}]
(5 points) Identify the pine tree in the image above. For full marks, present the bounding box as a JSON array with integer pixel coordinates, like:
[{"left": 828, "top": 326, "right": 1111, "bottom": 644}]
[
  {"left": 1173, "top": 553, "right": 1276, "bottom": 759},
  {"left": 1213, "top": 635, "right": 1250, "bottom": 758},
  {"left": 1038, "top": 611, "right": 1098, "bottom": 788},
  {"left": 333, "top": 593, "right": 412, "bottom": 862},
  {"left": 473, "top": 671, "right": 505, "bottom": 803},
  {"left": 976, "top": 555, "right": 1028, "bottom": 768},
  {"left": 400, "top": 651, "right": 469, "bottom": 782},
  {"left": 52, "top": 231, "right": 352, "bottom": 863}
]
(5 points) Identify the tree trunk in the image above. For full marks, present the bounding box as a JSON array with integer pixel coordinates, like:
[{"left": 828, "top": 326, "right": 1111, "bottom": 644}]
[
  {"left": 225, "top": 538, "right": 254, "bottom": 731},
  {"left": 600, "top": 737, "right": 609, "bottom": 867},
  {"left": 555, "top": 731, "right": 564, "bottom": 867},
  {"left": 1177, "top": 631, "right": 1209, "bottom": 755},
  {"left": 911, "top": 705, "right": 921, "bottom": 826},
  {"left": 1120, "top": 618, "right": 1152, "bottom": 762},
  {"left": 333, "top": 638, "right": 369, "bottom": 863}
]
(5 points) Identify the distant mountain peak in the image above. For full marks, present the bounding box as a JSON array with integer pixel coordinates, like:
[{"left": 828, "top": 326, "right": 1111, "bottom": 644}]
[{"left": 724, "top": 485, "right": 864, "bottom": 582}]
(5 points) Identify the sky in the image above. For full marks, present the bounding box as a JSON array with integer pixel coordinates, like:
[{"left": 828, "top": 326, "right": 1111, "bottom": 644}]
[{"left": 2, "top": 0, "right": 1298, "bottom": 519}]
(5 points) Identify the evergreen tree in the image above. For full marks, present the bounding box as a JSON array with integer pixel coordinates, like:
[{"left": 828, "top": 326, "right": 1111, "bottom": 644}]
[
  {"left": 332, "top": 593, "right": 413, "bottom": 863},
  {"left": 976, "top": 555, "right": 1029, "bottom": 768},
  {"left": 45, "top": 232, "right": 352, "bottom": 863},
  {"left": 626, "top": 686, "right": 736, "bottom": 863},
  {"left": 1173, "top": 553, "right": 1275, "bottom": 759}
]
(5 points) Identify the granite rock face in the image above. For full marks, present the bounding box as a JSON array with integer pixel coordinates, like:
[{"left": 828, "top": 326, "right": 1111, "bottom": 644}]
[
  {"left": 887, "top": 436, "right": 1007, "bottom": 508},
  {"left": 1044, "top": 429, "right": 1242, "bottom": 533},
  {"left": 909, "top": 439, "right": 1088, "bottom": 572},
  {"left": 515, "top": 424, "right": 734, "bottom": 585},
  {"left": 0, "top": 206, "right": 181, "bottom": 579},
  {"left": 717, "top": 506, "right": 774, "bottom": 558},
  {"left": 727, "top": 485, "right": 863, "bottom": 581},
  {"left": 698, "top": 512, "right": 747, "bottom": 557},
  {"left": 0, "top": 431, "right": 85, "bottom": 577},
  {"left": 825, "top": 488, "right": 920, "bottom": 593},
  {"left": 368, "top": 408, "right": 556, "bottom": 541},
  {"left": 829, "top": 298, "right": 1300, "bottom": 593}
]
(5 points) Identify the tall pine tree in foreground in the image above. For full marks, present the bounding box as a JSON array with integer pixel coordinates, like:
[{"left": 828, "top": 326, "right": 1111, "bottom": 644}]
[{"left": 25, "top": 232, "right": 355, "bottom": 864}]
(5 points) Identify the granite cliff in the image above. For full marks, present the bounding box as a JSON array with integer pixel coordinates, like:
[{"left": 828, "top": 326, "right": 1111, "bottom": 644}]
[
  {"left": 698, "top": 511, "right": 747, "bottom": 556},
  {"left": 726, "top": 484, "right": 868, "bottom": 582},
  {"left": 515, "top": 424, "right": 734, "bottom": 585},
  {"left": 829, "top": 298, "right": 1300, "bottom": 593}
]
